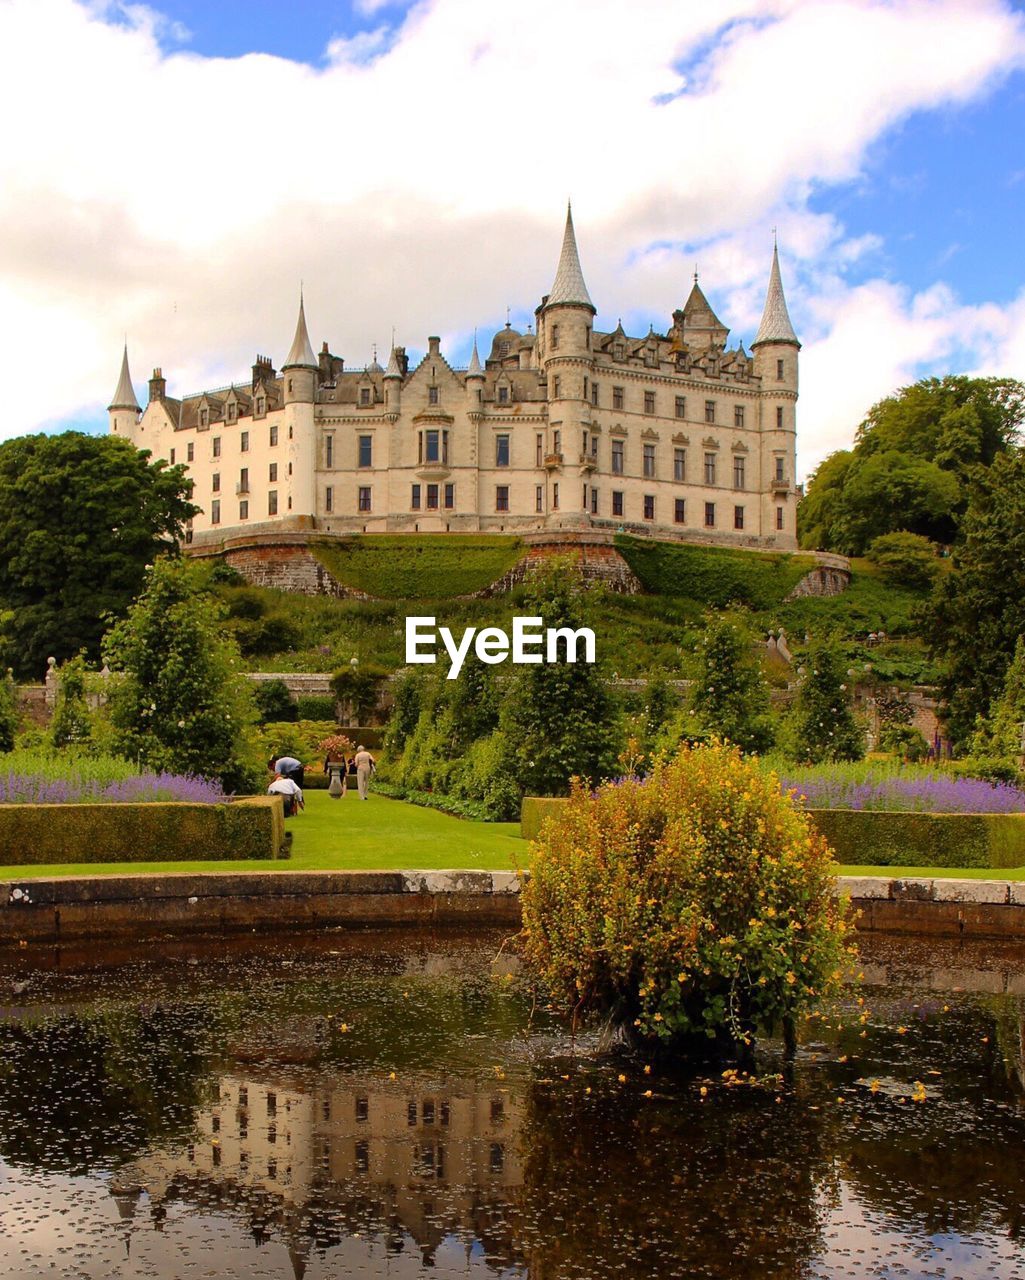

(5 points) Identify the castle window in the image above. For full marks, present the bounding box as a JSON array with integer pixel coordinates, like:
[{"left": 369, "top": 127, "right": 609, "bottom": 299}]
[
  {"left": 411, "top": 484, "right": 421, "bottom": 510},
  {"left": 212, "top": 437, "right": 221, "bottom": 458},
  {"left": 211, "top": 499, "right": 220, "bottom": 525},
  {"left": 553, "top": 429, "right": 561, "bottom": 454},
  {"left": 498, "top": 385, "right": 509, "bottom": 404},
  {"left": 427, "top": 483, "right": 439, "bottom": 510},
  {"left": 553, "top": 482, "right": 559, "bottom": 510},
  {"left": 256, "top": 397, "right": 265, "bottom": 416},
  {"left": 200, "top": 408, "right": 209, "bottom": 428},
  {"left": 444, "top": 483, "right": 454, "bottom": 510},
  {"left": 170, "top": 448, "right": 176, "bottom": 464},
  {"left": 359, "top": 435, "right": 372, "bottom": 468},
  {"left": 644, "top": 391, "right": 655, "bottom": 415},
  {"left": 704, "top": 453, "right": 716, "bottom": 486},
  {"left": 734, "top": 406, "right": 745, "bottom": 428},
  {"left": 267, "top": 1160, "right": 277, "bottom": 1180},
  {"left": 360, "top": 386, "right": 371, "bottom": 406},
  {"left": 733, "top": 456, "right": 745, "bottom": 489},
  {"left": 611, "top": 439, "right": 624, "bottom": 475},
  {"left": 612, "top": 490, "right": 623, "bottom": 517},
  {"left": 212, "top": 472, "right": 220, "bottom": 492},
  {"left": 428, "top": 386, "right": 439, "bottom": 406},
  {"left": 227, "top": 403, "right": 236, "bottom": 422},
  {"left": 734, "top": 505, "right": 745, "bottom": 530},
  {"left": 674, "top": 498, "right": 686, "bottom": 524},
  {"left": 269, "top": 463, "right": 277, "bottom": 483},
  {"left": 239, "top": 500, "right": 249, "bottom": 521},
  {"left": 442, "top": 430, "right": 449, "bottom": 463},
  {"left": 551, "top": 324, "right": 559, "bottom": 350},
  {"left": 674, "top": 448, "right": 686, "bottom": 482},
  {"left": 270, "top": 425, "right": 278, "bottom": 446},
  {"left": 612, "top": 386, "right": 624, "bottom": 411},
  {"left": 358, "top": 486, "right": 372, "bottom": 512},
  {"left": 240, "top": 431, "right": 250, "bottom": 452},
  {"left": 675, "top": 396, "right": 686, "bottom": 419},
  {"left": 614, "top": 342, "right": 625, "bottom": 360},
  {"left": 495, "top": 485, "right": 510, "bottom": 512},
  {"left": 268, "top": 490, "right": 278, "bottom": 516},
  {"left": 536, "top": 433, "right": 543, "bottom": 466},
  {"left": 325, "top": 436, "right": 334, "bottom": 468},
  {"left": 238, "top": 467, "right": 249, "bottom": 493},
  {"left": 645, "top": 348, "right": 656, "bottom": 367},
  {"left": 643, "top": 443, "right": 656, "bottom": 478},
  {"left": 643, "top": 494, "right": 655, "bottom": 521},
  {"left": 187, "top": 442, "right": 194, "bottom": 463},
  {"left": 591, "top": 381, "right": 599, "bottom": 407},
  {"left": 776, "top": 406, "right": 784, "bottom": 429},
  {"left": 535, "top": 484, "right": 543, "bottom": 513},
  {"left": 777, "top": 358, "right": 785, "bottom": 381},
  {"left": 287, "top": 378, "right": 292, "bottom": 394},
  {"left": 496, "top": 435, "right": 510, "bottom": 467},
  {"left": 325, "top": 486, "right": 333, "bottom": 513},
  {"left": 776, "top": 505, "right": 785, "bottom": 530},
  {"left": 591, "top": 434, "right": 598, "bottom": 459},
  {"left": 704, "top": 401, "right": 716, "bottom": 424},
  {"left": 704, "top": 501, "right": 715, "bottom": 528},
  {"left": 775, "top": 456, "right": 785, "bottom": 483},
  {"left": 354, "top": 1097, "right": 368, "bottom": 1123},
  {"left": 552, "top": 376, "right": 561, "bottom": 398},
  {"left": 422, "top": 429, "right": 440, "bottom": 463},
  {"left": 590, "top": 487, "right": 598, "bottom": 515}
]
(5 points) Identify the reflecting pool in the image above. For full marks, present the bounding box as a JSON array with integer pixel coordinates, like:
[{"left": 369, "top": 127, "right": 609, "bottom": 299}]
[{"left": 0, "top": 929, "right": 1023, "bottom": 1279}]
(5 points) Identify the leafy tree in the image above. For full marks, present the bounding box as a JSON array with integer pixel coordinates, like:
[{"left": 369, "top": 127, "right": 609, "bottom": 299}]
[
  {"left": 970, "top": 635, "right": 1025, "bottom": 760},
  {"left": 0, "top": 433, "right": 196, "bottom": 678},
  {"left": 930, "top": 450, "right": 1025, "bottom": 745},
  {"left": 253, "top": 679, "right": 297, "bottom": 724},
  {"left": 102, "top": 558, "right": 259, "bottom": 791},
  {"left": 0, "top": 668, "right": 18, "bottom": 752},
  {"left": 799, "top": 376, "right": 1024, "bottom": 554},
  {"left": 383, "top": 669, "right": 428, "bottom": 756},
  {"left": 687, "top": 616, "right": 774, "bottom": 754},
  {"left": 500, "top": 569, "right": 620, "bottom": 796},
  {"left": 330, "top": 663, "right": 388, "bottom": 724},
  {"left": 48, "top": 655, "right": 93, "bottom": 749},
  {"left": 781, "top": 639, "right": 864, "bottom": 763},
  {"left": 866, "top": 531, "right": 940, "bottom": 591}
]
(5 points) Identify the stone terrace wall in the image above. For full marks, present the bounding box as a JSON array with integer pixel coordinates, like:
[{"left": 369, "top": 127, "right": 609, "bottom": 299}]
[{"left": 476, "top": 534, "right": 642, "bottom": 597}]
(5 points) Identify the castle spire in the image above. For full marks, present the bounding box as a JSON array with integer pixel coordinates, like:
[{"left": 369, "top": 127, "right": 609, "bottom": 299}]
[
  {"left": 108, "top": 344, "right": 140, "bottom": 412},
  {"left": 283, "top": 290, "right": 318, "bottom": 369},
  {"left": 545, "top": 203, "right": 595, "bottom": 310},
  {"left": 752, "top": 242, "right": 800, "bottom": 347},
  {"left": 384, "top": 343, "right": 403, "bottom": 379},
  {"left": 467, "top": 331, "right": 483, "bottom": 377}
]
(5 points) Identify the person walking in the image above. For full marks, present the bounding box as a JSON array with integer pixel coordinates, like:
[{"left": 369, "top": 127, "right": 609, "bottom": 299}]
[{"left": 353, "top": 745, "right": 376, "bottom": 800}]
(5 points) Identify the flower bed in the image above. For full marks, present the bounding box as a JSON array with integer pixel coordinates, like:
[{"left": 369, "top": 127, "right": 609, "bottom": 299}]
[
  {"left": 777, "top": 762, "right": 1025, "bottom": 815},
  {"left": 0, "top": 751, "right": 225, "bottom": 805}
]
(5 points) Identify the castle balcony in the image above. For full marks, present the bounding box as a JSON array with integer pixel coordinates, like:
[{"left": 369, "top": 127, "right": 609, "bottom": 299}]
[
  {"left": 577, "top": 453, "right": 596, "bottom": 473},
  {"left": 544, "top": 452, "right": 563, "bottom": 470},
  {"left": 236, "top": 481, "right": 250, "bottom": 495},
  {"left": 771, "top": 475, "right": 790, "bottom": 494}
]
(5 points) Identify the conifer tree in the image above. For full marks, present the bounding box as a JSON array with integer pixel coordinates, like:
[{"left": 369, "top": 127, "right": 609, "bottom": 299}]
[
  {"left": 0, "top": 668, "right": 18, "bottom": 752},
  {"left": 972, "top": 635, "right": 1025, "bottom": 761},
  {"left": 782, "top": 639, "right": 864, "bottom": 763},
  {"left": 690, "top": 617, "right": 775, "bottom": 754},
  {"left": 48, "top": 656, "right": 93, "bottom": 749}
]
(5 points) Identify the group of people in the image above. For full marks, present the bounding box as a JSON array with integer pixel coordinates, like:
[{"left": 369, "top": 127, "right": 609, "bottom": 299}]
[{"left": 267, "top": 746, "right": 377, "bottom": 816}]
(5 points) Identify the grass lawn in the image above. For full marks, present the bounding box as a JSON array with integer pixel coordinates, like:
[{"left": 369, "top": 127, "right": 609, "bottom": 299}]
[
  {"left": 0, "top": 791, "right": 529, "bottom": 879},
  {"left": 833, "top": 863, "right": 1025, "bottom": 880}
]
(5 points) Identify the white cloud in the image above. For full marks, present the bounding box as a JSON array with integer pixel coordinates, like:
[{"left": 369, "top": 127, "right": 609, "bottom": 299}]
[{"left": 0, "top": 0, "right": 1023, "bottom": 466}]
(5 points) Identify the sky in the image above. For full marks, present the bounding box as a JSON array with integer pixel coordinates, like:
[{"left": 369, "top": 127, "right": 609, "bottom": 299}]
[{"left": 1, "top": 0, "right": 1024, "bottom": 479}]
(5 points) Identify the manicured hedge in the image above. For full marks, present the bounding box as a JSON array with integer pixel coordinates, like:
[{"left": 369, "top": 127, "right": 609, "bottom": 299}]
[
  {"left": 311, "top": 535, "right": 523, "bottom": 599},
  {"left": 614, "top": 535, "right": 815, "bottom": 608},
  {"left": 521, "top": 797, "right": 1025, "bottom": 869},
  {"left": 0, "top": 796, "right": 286, "bottom": 865}
]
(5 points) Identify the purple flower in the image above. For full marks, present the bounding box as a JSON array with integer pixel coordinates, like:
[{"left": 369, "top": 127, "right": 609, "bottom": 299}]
[
  {"left": 777, "top": 766, "right": 1025, "bottom": 814},
  {"left": 0, "top": 770, "right": 225, "bottom": 805}
]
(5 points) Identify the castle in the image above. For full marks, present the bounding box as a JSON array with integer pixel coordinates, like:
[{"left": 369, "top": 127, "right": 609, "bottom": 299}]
[{"left": 109, "top": 208, "right": 800, "bottom": 550}]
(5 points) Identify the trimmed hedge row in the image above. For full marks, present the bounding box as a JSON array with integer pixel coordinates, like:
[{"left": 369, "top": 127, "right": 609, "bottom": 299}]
[
  {"left": 520, "top": 797, "right": 1025, "bottom": 869},
  {"left": 0, "top": 796, "right": 286, "bottom": 865}
]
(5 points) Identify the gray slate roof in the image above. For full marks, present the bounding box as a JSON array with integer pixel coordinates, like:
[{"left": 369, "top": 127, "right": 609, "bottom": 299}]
[
  {"left": 753, "top": 245, "right": 799, "bottom": 347},
  {"left": 546, "top": 204, "right": 595, "bottom": 310},
  {"left": 283, "top": 294, "right": 318, "bottom": 369},
  {"left": 109, "top": 345, "right": 140, "bottom": 411}
]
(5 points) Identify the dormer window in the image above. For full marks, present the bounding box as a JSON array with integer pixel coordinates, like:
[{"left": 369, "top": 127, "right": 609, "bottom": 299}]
[
  {"left": 360, "top": 387, "right": 371, "bottom": 406},
  {"left": 199, "top": 409, "right": 208, "bottom": 428},
  {"left": 256, "top": 396, "right": 265, "bottom": 416},
  {"left": 645, "top": 348, "right": 656, "bottom": 367},
  {"left": 615, "top": 343, "right": 625, "bottom": 361},
  {"left": 498, "top": 386, "right": 509, "bottom": 405},
  {"left": 227, "top": 403, "right": 237, "bottom": 422},
  {"left": 428, "top": 386, "right": 439, "bottom": 406}
]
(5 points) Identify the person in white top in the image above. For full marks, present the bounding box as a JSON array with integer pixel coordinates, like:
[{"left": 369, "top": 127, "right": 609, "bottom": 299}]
[
  {"left": 353, "top": 746, "right": 376, "bottom": 800},
  {"left": 267, "top": 772, "right": 304, "bottom": 817}
]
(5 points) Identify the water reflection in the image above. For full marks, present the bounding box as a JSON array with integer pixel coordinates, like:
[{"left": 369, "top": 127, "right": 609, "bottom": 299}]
[{"left": 0, "top": 930, "right": 1023, "bottom": 1279}]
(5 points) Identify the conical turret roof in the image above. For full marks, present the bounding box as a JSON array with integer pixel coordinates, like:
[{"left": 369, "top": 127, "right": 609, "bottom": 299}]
[
  {"left": 467, "top": 333, "right": 483, "bottom": 377},
  {"left": 108, "top": 344, "right": 140, "bottom": 412},
  {"left": 682, "top": 277, "right": 725, "bottom": 331},
  {"left": 384, "top": 344, "right": 403, "bottom": 378},
  {"left": 283, "top": 292, "right": 318, "bottom": 369},
  {"left": 546, "top": 204, "right": 595, "bottom": 310},
  {"left": 753, "top": 244, "right": 800, "bottom": 347}
]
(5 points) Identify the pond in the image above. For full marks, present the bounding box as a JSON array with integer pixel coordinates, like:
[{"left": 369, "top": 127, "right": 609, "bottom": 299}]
[{"left": 0, "top": 929, "right": 1023, "bottom": 1279}]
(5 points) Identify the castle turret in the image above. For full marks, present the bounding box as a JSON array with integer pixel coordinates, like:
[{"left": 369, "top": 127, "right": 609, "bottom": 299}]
[
  {"left": 751, "top": 241, "right": 800, "bottom": 547},
  {"left": 384, "top": 342, "right": 403, "bottom": 420},
  {"left": 465, "top": 334, "right": 484, "bottom": 420},
  {"left": 538, "top": 204, "right": 597, "bottom": 519},
  {"left": 282, "top": 291, "right": 318, "bottom": 404},
  {"left": 108, "top": 344, "right": 141, "bottom": 438},
  {"left": 281, "top": 292, "right": 317, "bottom": 521}
]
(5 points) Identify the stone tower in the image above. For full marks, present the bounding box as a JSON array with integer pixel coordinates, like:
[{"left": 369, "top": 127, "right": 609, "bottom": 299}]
[
  {"left": 281, "top": 292, "right": 318, "bottom": 522},
  {"left": 108, "top": 344, "right": 141, "bottom": 440},
  {"left": 751, "top": 241, "right": 800, "bottom": 540}
]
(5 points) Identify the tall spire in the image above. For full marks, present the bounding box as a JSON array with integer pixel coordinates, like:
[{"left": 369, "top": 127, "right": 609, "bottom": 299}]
[
  {"left": 546, "top": 203, "right": 595, "bottom": 310},
  {"left": 108, "top": 344, "right": 140, "bottom": 412},
  {"left": 283, "top": 290, "right": 317, "bottom": 369},
  {"left": 384, "top": 343, "right": 403, "bottom": 379},
  {"left": 467, "top": 331, "right": 483, "bottom": 377},
  {"left": 753, "top": 243, "right": 800, "bottom": 347}
]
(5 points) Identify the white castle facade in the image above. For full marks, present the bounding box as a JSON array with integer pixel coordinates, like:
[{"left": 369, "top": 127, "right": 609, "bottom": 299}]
[{"left": 109, "top": 209, "right": 801, "bottom": 550}]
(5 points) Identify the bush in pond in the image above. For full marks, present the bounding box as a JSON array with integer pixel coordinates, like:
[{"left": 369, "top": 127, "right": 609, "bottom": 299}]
[{"left": 521, "top": 741, "right": 853, "bottom": 1056}]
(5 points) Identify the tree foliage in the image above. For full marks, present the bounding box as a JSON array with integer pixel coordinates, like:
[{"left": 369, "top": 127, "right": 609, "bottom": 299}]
[
  {"left": 687, "top": 616, "right": 775, "bottom": 754},
  {"left": 865, "top": 531, "right": 940, "bottom": 591},
  {"left": 0, "top": 669, "right": 18, "bottom": 753},
  {"left": 969, "top": 635, "right": 1025, "bottom": 760},
  {"left": 781, "top": 639, "right": 864, "bottom": 763},
  {"left": 0, "top": 433, "right": 196, "bottom": 678},
  {"left": 48, "top": 656, "right": 93, "bottom": 750},
  {"left": 798, "top": 376, "right": 1024, "bottom": 554},
  {"left": 102, "top": 558, "right": 259, "bottom": 791}
]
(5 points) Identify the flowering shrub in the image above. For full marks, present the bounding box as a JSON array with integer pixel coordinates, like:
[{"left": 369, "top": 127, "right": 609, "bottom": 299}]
[
  {"left": 522, "top": 742, "right": 853, "bottom": 1056},
  {"left": 0, "top": 751, "right": 224, "bottom": 804},
  {"left": 776, "top": 760, "right": 1025, "bottom": 813},
  {"left": 318, "top": 734, "right": 355, "bottom": 761}
]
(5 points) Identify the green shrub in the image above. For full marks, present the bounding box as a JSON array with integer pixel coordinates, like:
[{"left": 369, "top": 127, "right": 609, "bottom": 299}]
[
  {"left": 209, "top": 561, "right": 245, "bottom": 586},
  {"left": 311, "top": 534, "right": 523, "bottom": 598},
  {"left": 0, "top": 796, "right": 285, "bottom": 864},
  {"left": 48, "top": 656, "right": 93, "bottom": 750},
  {"left": 615, "top": 536, "right": 815, "bottom": 609},
  {"left": 866, "top": 532, "right": 940, "bottom": 590},
  {"left": 254, "top": 679, "right": 297, "bottom": 723},
  {"left": 521, "top": 795, "right": 570, "bottom": 841},
  {"left": 296, "top": 694, "right": 337, "bottom": 721},
  {"left": 944, "top": 757, "right": 1023, "bottom": 785},
  {"left": 449, "top": 731, "right": 522, "bottom": 821},
  {"left": 253, "top": 720, "right": 337, "bottom": 767},
  {"left": 877, "top": 723, "right": 929, "bottom": 762},
  {"left": 521, "top": 742, "right": 853, "bottom": 1056},
  {"left": 808, "top": 809, "right": 1025, "bottom": 869},
  {"left": 780, "top": 638, "right": 864, "bottom": 763},
  {"left": 331, "top": 664, "right": 388, "bottom": 724},
  {"left": 685, "top": 615, "right": 774, "bottom": 754},
  {"left": 0, "top": 670, "right": 18, "bottom": 753}
]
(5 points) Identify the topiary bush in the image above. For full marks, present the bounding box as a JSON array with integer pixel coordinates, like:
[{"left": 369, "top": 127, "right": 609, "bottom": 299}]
[
  {"left": 521, "top": 741, "right": 853, "bottom": 1059},
  {"left": 254, "top": 679, "right": 297, "bottom": 724},
  {"left": 296, "top": 694, "right": 337, "bottom": 722}
]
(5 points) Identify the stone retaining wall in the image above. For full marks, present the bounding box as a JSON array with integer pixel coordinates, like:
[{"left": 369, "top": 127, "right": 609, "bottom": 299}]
[{"left": 2, "top": 871, "right": 1023, "bottom": 945}]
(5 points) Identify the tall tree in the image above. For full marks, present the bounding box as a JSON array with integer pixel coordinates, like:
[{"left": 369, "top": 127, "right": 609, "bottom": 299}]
[
  {"left": 0, "top": 433, "right": 196, "bottom": 678},
  {"left": 689, "top": 616, "right": 774, "bottom": 754},
  {"left": 930, "top": 449, "right": 1025, "bottom": 746},
  {"left": 781, "top": 638, "right": 864, "bottom": 763}
]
